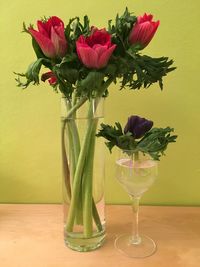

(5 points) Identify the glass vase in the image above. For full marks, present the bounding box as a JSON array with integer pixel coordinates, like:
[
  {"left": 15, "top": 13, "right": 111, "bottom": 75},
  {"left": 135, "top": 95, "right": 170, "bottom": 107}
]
[{"left": 61, "top": 96, "right": 105, "bottom": 252}]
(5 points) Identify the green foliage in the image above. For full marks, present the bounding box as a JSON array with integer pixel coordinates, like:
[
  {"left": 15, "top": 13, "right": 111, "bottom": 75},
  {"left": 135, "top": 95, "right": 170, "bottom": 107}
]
[
  {"left": 76, "top": 71, "right": 105, "bottom": 98},
  {"left": 96, "top": 122, "right": 137, "bottom": 152},
  {"left": 108, "top": 7, "right": 137, "bottom": 55},
  {"left": 118, "top": 54, "right": 176, "bottom": 90},
  {"left": 15, "top": 58, "right": 50, "bottom": 88},
  {"left": 65, "top": 16, "right": 90, "bottom": 53},
  {"left": 97, "top": 123, "right": 177, "bottom": 160},
  {"left": 137, "top": 127, "right": 177, "bottom": 160}
]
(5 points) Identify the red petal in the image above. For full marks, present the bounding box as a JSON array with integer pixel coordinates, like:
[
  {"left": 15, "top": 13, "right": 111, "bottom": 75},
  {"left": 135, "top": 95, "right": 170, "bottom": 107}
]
[
  {"left": 138, "top": 13, "right": 153, "bottom": 23},
  {"left": 28, "top": 28, "right": 56, "bottom": 58},
  {"left": 41, "top": 71, "right": 54, "bottom": 82},
  {"left": 49, "top": 76, "right": 57, "bottom": 85},
  {"left": 49, "top": 16, "right": 64, "bottom": 28},
  {"left": 37, "top": 21, "right": 49, "bottom": 37},
  {"left": 98, "top": 44, "right": 116, "bottom": 68},
  {"left": 77, "top": 46, "right": 98, "bottom": 68},
  {"left": 51, "top": 26, "right": 67, "bottom": 57}
]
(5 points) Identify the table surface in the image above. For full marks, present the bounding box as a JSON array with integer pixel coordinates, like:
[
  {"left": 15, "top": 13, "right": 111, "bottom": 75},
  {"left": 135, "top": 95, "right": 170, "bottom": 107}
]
[{"left": 0, "top": 204, "right": 200, "bottom": 267}]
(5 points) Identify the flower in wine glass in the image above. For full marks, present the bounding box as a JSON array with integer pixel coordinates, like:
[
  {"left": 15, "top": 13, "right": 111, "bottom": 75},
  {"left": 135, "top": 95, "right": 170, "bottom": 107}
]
[
  {"left": 97, "top": 115, "right": 177, "bottom": 160},
  {"left": 124, "top": 115, "right": 153, "bottom": 139}
]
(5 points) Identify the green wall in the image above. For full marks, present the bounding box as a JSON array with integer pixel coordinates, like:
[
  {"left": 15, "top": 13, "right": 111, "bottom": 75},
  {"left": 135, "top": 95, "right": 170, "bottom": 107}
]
[{"left": 0, "top": 0, "right": 200, "bottom": 205}]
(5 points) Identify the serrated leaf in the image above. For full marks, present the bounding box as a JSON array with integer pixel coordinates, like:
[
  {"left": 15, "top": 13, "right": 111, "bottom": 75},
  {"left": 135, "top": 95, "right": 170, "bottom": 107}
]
[
  {"left": 15, "top": 58, "right": 50, "bottom": 88},
  {"left": 58, "top": 63, "right": 79, "bottom": 84}
]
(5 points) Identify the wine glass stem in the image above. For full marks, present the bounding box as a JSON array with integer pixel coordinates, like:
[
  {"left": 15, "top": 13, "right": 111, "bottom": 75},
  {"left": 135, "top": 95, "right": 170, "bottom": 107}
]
[{"left": 131, "top": 196, "right": 141, "bottom": 245}]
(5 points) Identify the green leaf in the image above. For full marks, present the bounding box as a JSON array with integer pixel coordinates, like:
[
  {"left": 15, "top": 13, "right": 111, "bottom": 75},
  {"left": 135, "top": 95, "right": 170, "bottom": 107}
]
[
  {"left": 53, "top": 65, "right": 74, "bottom": 96},
  {"left": 137, "top": 127, "right": 177, "bottom": 160},
  {"left": 83, "top": 15, "right": 90, "bottom": 35},
  {"left": 15, "top": 58, "right": 50, "bottom": 88},
  {"left": 108, "top": 7, "right": 137, "bottom": 55},
  {"left": 77, "top": 71, "right": 104, "bottom": 97},
  {"left": 117, "top": 54, "right": 176, "bottom": 90},
  {"left": 97, "top": 122, "right": 137, "bottom": 153},
  {"left": 32, "top": 38, "right": 44, "bottom": 59},
  {"left": 58, "top": 63, "right": 79, "bottom": 84},
  {"left": 103, "top": 64, "right": 117, "bottom": 77}
]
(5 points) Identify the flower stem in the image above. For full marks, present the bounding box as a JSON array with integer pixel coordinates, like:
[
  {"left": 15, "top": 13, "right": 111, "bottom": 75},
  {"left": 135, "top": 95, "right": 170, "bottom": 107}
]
[
  {"left": 134, "top": 151, "right": 139, "bottom": 161},
  {"left": 65, "top": 96, "right": 87, "bottom": 120},
  {"left": 64, "top": 98, "right": 83, "bottom": 224},
  {"left": 66, "top": 115, "right": 95, "bottom": 232},
  {"left": 68, "top": 120, "right": 82, "bottom": 224},
  {"left": 92, "top": 198, "right": 103, "bottom": 232},
  {"left": 61, "top": 120, "right": 71, "bottom": 200},
  {"left": 82, "top": 119, "right": 98, "bottom": 237}
]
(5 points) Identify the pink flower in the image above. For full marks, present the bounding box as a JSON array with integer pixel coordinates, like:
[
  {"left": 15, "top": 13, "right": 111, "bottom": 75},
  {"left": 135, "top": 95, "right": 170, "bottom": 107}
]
[
  {"left": 28, "top": 16, "right": 67, "bottom": 58},
  {"left": 76, "top": 28, "right": 116, "bottom": 69},
  {"left": 129, "top": 13, "right": 160, "bottom": 48},
  {"left": 41, "top": 71, "right": 57, "bottom": 85}
]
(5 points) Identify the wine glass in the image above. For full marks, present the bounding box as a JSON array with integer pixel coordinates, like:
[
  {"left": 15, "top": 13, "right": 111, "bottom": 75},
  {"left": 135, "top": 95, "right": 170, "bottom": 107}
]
[{"left": 114, "top": 149, "right": 158, "bottom": 258}]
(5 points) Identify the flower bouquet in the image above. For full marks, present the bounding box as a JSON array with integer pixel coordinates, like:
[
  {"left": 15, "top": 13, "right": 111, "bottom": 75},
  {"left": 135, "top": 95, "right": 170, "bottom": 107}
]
[{"left": 15, "top": 8, "right": 175, "bottom": 252}]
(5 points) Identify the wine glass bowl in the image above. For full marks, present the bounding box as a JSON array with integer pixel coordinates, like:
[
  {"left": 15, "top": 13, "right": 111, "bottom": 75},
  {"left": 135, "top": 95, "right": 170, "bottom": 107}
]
[
  {"left": 115, "top": 150, "right": 158, "bottom": 258},
  {"left": 116, "top": 156, "right": 157, "bottom": 197}
]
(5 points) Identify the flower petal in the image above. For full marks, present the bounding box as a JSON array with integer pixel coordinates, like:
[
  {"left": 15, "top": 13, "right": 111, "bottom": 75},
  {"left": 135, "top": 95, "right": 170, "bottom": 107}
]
[
  {"left": 129, "top": 13, "right": 159, "bottom": 48},
  {"left": 93, "top": 44, "right": 108, "bottom": 57},
  {"left": 51, "top": 26, "right": 67, "bottom": 57},
  {"left": 98, "top": 44, "right": 116, "bottom": 68},
  {"left": 138, "top": 13, "right": 153, "bottom": 23},
  {"left": 77, "top": 46, "right": 98, "bottom": 68},
  {"left": 41, "top": 71, "right": 54, "bottom": 82},
  {"left": 124, "top": 115, "right": 153, "bottom": 139},
  {"left": 37, "top": 21, "right": 49, "bottom": 37},
  {"left": 49, "top": 76, "right": 57, "bottom": 85},
  {"left": 28, "top": 28, "right": 56, "bottom": 58},
  {"left": 50, "top": 16, "right": 64, "bottom": 28},
  {"left": 77, "top": 29, "right": 115, "bottom": 68},
  {"left": 41, "top": 71, "right": 57, "bottom": 85}
]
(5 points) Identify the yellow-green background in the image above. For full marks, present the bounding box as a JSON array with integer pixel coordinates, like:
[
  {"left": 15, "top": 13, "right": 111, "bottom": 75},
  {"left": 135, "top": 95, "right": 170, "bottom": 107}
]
[{"left": 0, "top": 0, "right": 199, "bottom": 205}]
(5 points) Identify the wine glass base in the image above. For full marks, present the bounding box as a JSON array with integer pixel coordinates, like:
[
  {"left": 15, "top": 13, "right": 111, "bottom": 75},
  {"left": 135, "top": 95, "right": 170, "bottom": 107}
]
[{"left": 114, "top": 234, "right": 157, "bottom": 258}]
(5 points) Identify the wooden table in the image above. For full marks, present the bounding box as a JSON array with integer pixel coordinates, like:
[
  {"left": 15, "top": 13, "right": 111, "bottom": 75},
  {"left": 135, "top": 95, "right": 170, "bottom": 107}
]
[{"left": 0, "top": 205, "right": 200, "bottom": 267}]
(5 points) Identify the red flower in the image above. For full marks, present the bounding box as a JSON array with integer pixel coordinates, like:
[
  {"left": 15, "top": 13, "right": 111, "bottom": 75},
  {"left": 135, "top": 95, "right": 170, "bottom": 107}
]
[
  {"left": 129, "top": 13, "right": 159, "bottom": 48},
  {"left": 76, "top": 28, "right": 116, "bottom": 69},
  {"left": 28, "top": 16, "right": 67, "bottom": 58},
  {"left": 41, "top": 71, "right": 57, "bottom": 85}
]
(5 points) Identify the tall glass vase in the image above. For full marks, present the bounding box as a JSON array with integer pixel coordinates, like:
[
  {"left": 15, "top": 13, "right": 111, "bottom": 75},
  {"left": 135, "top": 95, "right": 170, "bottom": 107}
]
[{"left": 61, "top": 96, "right": 105, "bottom": 252}]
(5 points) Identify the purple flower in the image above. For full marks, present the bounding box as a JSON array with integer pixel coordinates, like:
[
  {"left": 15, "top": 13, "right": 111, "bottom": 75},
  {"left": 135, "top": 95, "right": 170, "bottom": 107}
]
[{"left": 124, "top": 115, "right": 153, "bottom": 139}]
